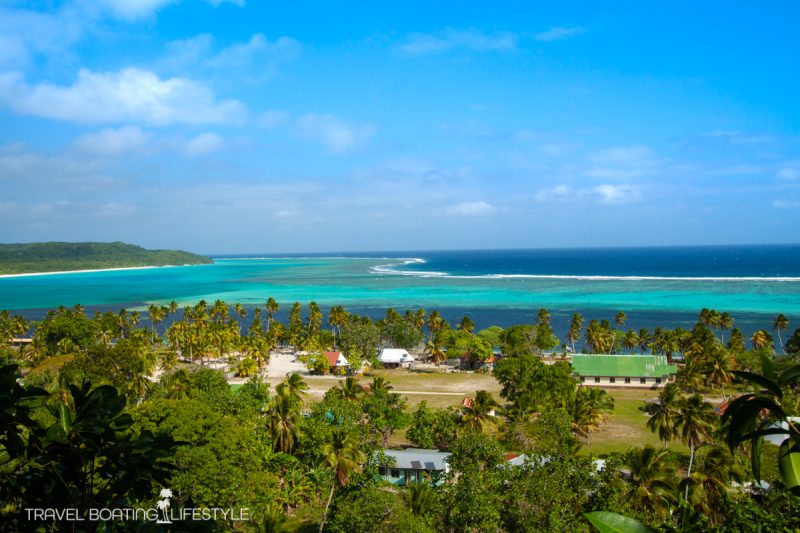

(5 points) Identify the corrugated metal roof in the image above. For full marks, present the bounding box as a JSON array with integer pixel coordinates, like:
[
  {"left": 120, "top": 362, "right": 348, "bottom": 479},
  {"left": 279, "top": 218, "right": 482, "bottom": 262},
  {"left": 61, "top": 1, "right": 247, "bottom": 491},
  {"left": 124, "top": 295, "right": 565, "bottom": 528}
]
[
  {"left": 379, "top": 348, "right": 414, "bottom": 363},
  {"left": 381, "top": 448, "right": 450, "bottom": 470},
  {"left": 572, "top": 354, "right": 677, "bottom": 378}
]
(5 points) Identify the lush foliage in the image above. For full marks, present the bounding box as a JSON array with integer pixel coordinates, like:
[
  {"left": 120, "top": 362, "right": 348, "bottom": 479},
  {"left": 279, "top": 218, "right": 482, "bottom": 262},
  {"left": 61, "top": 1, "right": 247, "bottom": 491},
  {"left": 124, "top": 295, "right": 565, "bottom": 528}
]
[{"left": 0, "top": 241, "right": 211, "bottom": 274}]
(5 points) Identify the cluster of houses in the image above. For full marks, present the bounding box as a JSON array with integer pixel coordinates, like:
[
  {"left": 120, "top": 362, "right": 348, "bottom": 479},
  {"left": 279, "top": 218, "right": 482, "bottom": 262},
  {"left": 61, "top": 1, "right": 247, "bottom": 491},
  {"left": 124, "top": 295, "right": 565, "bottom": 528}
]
[
  {"left": 377, "top": 447, "right": 606, "bottom": 486},
  {"left": 319, "top": 345, "right": 678, "bottom": 390},
  {"left": 317, "top": 348, "right": 417, "bottom": 374}
]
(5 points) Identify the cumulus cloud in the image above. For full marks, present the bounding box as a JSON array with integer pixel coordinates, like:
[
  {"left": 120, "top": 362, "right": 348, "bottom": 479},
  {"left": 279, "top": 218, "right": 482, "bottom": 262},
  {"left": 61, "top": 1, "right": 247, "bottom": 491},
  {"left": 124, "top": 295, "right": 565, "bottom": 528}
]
[
  {"left": 0, "top": 6, "right": 83, "bottom": 68},
  {"left": 398, "top": 29, "right": 517, "bottom": 55},
  {"left": 74, "top": 126, "right": 150, "bottom": 155},
  {"left": 445, "top": 201, "right": 496, "bottom": 216},
  {"left": 0, "top": 68, "right": 246, "bottom": 125},
  {"left": 534, "top": 26, "right": 585, "bottom": 42},
  {"left": 295, "top": 114, "right": 375, "bottom": 154},
  {"left": 184, "top": 132, "right": 224, "bottom": 155}
]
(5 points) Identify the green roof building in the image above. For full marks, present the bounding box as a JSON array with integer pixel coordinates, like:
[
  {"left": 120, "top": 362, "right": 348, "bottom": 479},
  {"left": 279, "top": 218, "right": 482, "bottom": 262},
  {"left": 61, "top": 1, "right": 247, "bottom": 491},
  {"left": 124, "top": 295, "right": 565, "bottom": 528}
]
[{"left": 571, "top": 354, "right": 678, "bottom": 389}]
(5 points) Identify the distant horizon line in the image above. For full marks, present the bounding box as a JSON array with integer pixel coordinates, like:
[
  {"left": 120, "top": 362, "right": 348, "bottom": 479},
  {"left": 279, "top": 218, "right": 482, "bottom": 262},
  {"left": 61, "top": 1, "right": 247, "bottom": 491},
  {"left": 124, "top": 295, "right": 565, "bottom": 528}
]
[{"left": 204, "top": 242, "right": 800, "bottom": 257}]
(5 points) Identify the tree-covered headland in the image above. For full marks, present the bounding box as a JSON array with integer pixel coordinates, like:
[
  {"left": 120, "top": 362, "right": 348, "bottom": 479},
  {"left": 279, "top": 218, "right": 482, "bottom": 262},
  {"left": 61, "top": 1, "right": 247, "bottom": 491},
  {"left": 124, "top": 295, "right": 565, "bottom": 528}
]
[{"left": 0, "top": 241, "right": 212, "bottom": 274}]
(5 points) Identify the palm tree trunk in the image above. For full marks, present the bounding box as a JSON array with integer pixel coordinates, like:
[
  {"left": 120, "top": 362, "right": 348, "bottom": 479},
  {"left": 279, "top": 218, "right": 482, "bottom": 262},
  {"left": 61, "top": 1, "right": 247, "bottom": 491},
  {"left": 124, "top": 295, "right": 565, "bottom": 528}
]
[
  {"left": 684, "top": 444, "right": 695, "bottom": 500},
  {"left": 777, "top": 330, "right": 784, "bottom": 354},
  {"left": 319, "top": 484, "right": 335, "bottom": 533}
]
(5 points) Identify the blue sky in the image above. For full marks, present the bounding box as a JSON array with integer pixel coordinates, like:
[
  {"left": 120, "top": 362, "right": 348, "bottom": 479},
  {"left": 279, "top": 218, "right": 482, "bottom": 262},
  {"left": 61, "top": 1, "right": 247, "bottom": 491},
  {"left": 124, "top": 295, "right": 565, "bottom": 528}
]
[{"left": 0, "top": 1, "right": 798, "bottom": 254}]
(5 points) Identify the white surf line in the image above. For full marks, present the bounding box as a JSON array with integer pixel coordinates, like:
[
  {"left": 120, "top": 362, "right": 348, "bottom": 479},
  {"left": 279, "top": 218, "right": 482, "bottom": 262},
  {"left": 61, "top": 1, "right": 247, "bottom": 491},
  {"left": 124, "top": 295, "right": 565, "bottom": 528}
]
[{"left": 369, "top": 259, "right": 800, "bottom": 282}]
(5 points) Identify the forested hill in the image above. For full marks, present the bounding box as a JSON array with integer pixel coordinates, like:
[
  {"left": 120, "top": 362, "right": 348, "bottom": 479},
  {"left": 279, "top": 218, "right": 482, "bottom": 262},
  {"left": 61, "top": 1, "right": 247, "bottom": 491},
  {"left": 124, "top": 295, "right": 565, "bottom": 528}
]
[{"left": 0, "top": 242, "right": 212, "bottom": 274}]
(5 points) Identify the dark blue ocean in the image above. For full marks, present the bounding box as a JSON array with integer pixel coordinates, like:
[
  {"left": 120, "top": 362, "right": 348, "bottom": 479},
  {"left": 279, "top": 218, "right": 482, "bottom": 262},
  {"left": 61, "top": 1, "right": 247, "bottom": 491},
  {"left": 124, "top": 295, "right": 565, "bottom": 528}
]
[{"left": 2, "top": 245, "right": 799, "bottom": 337}]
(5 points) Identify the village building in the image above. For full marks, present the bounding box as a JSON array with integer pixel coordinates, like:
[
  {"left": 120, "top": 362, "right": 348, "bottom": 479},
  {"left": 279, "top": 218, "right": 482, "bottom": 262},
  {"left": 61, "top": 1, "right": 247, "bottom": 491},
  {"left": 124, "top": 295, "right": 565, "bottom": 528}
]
[
  {"left": 322, "top": 351, "right": 349, "bottom": 373},
  {"left": 378, "top": 448, "right": 450, "bottom": 485},
  {"left": 571, "top": 354, "right": 678, "bottom": 389},
  {"left": 378, "top": 348, "right": 415, "bottom": 369}
]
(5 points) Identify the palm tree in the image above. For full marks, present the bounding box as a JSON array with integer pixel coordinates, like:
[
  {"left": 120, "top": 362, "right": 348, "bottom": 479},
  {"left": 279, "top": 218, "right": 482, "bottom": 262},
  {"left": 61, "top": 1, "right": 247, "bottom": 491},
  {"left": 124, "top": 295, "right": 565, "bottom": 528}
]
[
  {"left": 638, "top": 328, "right": 650, "bottom": 354},
  {"left": 645, "top": 382, "right": 681, "bottom": 448},
  {"left": 266, "top": 297, "right": 280, "bottom": 331},
  {"left": 750, "top": 329, "right": 773, "bottom": 351},
  {"left": 307, "top": 302, "right": 322, "bottom": 335},
  {"left": 233, "top": 303, "right": 247, "bottom": 333},
  {"left": 608, "top": 311, "right": 628, "bottom": 354},
  {"left": 704, "top": 345, "right": 734, "bottom": 398},
  {"left": 585, "top": 320, "right": 612, "bottom": 354},
  {"left": 774, "top": 314, "right": 789, "bottom": 354},
  {"left": 289, "top": 302, "right": 303, "bottom": 340},
  {"left": 236, "top": 357, "right": 258, "bottom": 377},
  {"left": 424, "top": 338, "right": 447, "bottom": 366},
  {"left": 412, "top": 309, "right": 426, "bottom": 331},
  {"left": 623, "top": 330, "right": 639, "bottom": 354},
  {"left": 427, "top": 310, "right": 444, "bottom": 341},
  {"left": 457, "top": 316, "right": 475, "bottom": 333},
  {"left": 267, "top": 392, "right": 301, "bottom": 454},
  {"left": 718, "top": 312, "right": 734, "bottom": 345},
  {"left": 726, "top": 327, "right": 746, "bottom": 352},
  {"left": 404, "top": 482, "right": 437, "bottom": 517},
  {"left": 536, "top": 308, "right": 551, "bottom": 327},
  {"left": 680, "top": 446, "right": 743, "bottom": 526},
  {"left": 624, "top": 445, "right": 676, "bottom": 519},
  {"left": 564, "top": 385, "right": 614, "bottom": 444},
  {"left": 275, "top": 373, "right": 308, "bottom": 407},
  {"left": 568, "top": 313, "right": 584, "bottom": 353},
  {"left": 370, "top": 376, "right": 393, "bottom": 395},
  {"left": 461, "top": 390, "right": 501, "bottom": 434},
  {"left": 675, "top": 394, "right": 715, "bottom": 499},
  {"left": 330, "top": 376, "right": 364, "bottom": 402},
  {"left": 328, "top": 305, "right": 348, "bottom": 347},
  {"left": 319, "top": 429, "right": 366, "bottom": 533},
  {"left": 147, "top": 304, "right": 166, "bottom": 346}
]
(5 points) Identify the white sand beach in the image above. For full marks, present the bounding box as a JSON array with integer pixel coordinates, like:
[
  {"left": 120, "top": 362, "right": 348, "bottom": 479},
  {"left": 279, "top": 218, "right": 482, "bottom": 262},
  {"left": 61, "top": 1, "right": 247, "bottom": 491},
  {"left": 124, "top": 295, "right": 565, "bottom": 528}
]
[{"left": 0, "top": 265, "right": 171, "bottom": 279}]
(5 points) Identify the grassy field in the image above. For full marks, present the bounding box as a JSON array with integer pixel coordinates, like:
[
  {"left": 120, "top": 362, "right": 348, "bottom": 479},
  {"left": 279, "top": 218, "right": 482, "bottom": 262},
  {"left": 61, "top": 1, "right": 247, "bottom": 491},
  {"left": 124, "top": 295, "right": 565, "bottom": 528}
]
[{"left": 238, "top": 368, "right": 687, "bottom": 454}]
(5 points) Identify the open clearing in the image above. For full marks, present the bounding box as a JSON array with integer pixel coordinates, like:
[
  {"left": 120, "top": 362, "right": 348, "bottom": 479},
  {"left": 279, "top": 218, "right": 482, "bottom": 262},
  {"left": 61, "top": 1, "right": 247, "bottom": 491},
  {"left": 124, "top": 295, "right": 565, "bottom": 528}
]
[{"left": 238, "top": 365, "right": 690, "bottom": 454}]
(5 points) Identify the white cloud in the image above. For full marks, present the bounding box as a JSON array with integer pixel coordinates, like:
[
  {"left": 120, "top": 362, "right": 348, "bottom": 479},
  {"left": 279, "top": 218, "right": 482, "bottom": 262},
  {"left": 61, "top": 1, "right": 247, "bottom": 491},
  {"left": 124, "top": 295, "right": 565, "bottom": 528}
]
[
  {"left": 593, "top": 184, "right": 640, "bottom": 204},
  {"left": 398, "top": 29, "right": 517, "bottom": 55},
  {"left": 0, "top": 68, "right": 246, "bottom": 125},
  {"left": 590, "top": 145, "right": 654, "bottom": 164},
  {"left": 98, "top": 0, "right": 178, "bottom": 19},
  {"left": 74, "top": 126, "right": 150, "bottom": 155},
  {"left": 585, "top": 145, "right": 660, "bottom": 179},
  {"left": 773, "top": 199, "right": 800, "bottom": 209},
  {"left": 206, "top": 34, "right": 301, "bottom": 70},
  {"left": 534, "top": 184, "right": 574, "bottom": 202},
  {"left": 534, "top": 26, "right": 585, "bottom": 42},
  {"left": 184, "top": 133, "right": 224, "bottom": 155},
  {"left": 535, "top": 183, "right": 640, "bottom": 204},
  {"left": 0, "top": 6, "right": 83, "bottom": 68},
  {"left": 445, "top": 201, "right": 496, "bottom": 216},
  {"left": 295, "top": 114, "right": 375, "bottom": 154},
  {"left": 777, "top": 164, "right": 800, "bottom": 180},
  {"left": 98, "top": 0, "right": 244, "bottom": 20},
  {"left": 708, "top": 129, "right": 773, "bottom": 144},
  {"left": 161, "top": 33, "right": 301, "bottom": 81}
]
